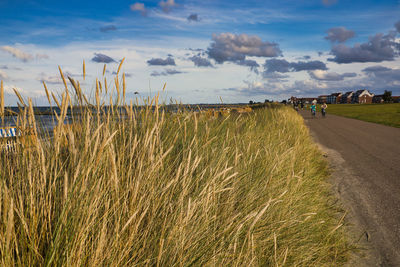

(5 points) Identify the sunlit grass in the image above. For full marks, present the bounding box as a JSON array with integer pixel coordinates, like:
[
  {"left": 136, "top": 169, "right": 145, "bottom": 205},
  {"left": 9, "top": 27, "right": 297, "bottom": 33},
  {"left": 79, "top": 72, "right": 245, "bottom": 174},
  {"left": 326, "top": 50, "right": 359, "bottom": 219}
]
[
  {"left": 0, "top": 62, "right": 351, "bottom": 266},
  {"left": 326, "top": 103, "right": 400, "bottom": 127}
]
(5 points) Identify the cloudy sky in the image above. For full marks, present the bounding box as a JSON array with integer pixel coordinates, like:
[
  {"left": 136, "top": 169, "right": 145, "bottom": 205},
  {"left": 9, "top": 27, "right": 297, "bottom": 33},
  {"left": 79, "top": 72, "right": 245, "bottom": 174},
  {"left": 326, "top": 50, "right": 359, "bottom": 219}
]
[{"left": 1, "top": 0, "right": 400, "bottom": 105}]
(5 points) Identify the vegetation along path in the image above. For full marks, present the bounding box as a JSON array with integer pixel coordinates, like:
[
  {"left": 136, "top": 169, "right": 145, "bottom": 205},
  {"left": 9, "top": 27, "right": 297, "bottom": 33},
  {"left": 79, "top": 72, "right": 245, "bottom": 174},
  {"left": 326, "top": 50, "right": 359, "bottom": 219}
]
[{"left": 300, "top": 110, "right": 400, "bottom": 266}]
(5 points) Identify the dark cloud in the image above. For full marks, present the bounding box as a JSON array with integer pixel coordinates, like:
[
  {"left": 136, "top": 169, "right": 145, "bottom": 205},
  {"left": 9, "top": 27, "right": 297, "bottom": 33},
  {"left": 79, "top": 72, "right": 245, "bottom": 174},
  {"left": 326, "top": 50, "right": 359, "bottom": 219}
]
[
  {"left": 362, "top": 65, "right": 392, "bottom": 73},
  {"left": 309, "top": 70, "right": 357, "bottom": 81},
  {"left": 236, "top": 59, "right": 260, "bottom": 73},
  {"left": 92, "top": 53, "right": 116, "bottom": 63},
  {"left": 264, "top": 59, "right": 290, "bottom": 72},
  {"left": 112, "top": 71, "right": 133, "bottom": 77},
  {"left": 362, "top": 65, "right": 400, "bottom": 81},
  {"left": 325, "top": 27, "right": 355, "bottom": 43},
  {"left": 147, "top": 57, "right": 176, "bottom": 66},
  {"left": 207, "top": 33, "right": 281, "bottom": 64},
  {"left": 100, "top": 25, "right": 117, "bottom": 32},
  {"left": 328, "top": 32, "right": 399, "bottom": 63},
  {"left": 263, "top": 59, "right": 327, "bottom": 73},
  {"left": 189, "top": 55, "right": 213, "bottom": 67},
  {"left": 395, "top": 21, "right": 400, "bottom": 32},
  {"left": 150, "top": 69, "right": 184, "bottom": 76},
  {"left": 187, "top": 14, "right": 199, "bottom": 22},
  {"left": 291, "top": 61, "right": 328, "bottom": 71},
  {"left": 159, "top": 0, "right": 177, "bottom": 13}
]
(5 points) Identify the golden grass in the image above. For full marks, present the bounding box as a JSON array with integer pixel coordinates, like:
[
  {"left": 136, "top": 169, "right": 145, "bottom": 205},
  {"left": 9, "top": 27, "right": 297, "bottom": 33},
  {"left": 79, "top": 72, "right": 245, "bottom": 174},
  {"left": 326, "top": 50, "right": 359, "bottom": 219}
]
[
  {"left": 0, "top": 62, "right": 351, "bottom": 266},
  {"left": 0, "top": 80, "right": 4, "bottom": 119}
]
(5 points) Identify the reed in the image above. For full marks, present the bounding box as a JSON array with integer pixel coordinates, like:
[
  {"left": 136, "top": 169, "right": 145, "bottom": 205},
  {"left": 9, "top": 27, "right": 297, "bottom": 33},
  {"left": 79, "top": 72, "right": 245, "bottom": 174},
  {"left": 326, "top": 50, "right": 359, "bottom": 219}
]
[
  {"left": 0, "top": 62, "right": 351, "bottom": 266},
  {"left": 83, "top": 60, "right": 86, "bottom": 80}
]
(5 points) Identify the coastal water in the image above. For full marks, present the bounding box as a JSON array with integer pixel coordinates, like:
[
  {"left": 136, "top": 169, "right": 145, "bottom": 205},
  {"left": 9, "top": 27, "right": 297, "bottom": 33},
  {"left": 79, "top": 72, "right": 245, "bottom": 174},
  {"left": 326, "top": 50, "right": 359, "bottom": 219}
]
[{"left": 1, "top": 115, "right": 71, "bottom": 137}]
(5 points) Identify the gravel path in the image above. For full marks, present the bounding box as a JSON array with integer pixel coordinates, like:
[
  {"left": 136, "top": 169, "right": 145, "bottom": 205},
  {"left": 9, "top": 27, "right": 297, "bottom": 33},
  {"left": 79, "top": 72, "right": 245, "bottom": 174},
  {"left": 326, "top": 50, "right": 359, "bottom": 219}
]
[{"left": 299, "top": 109, "right": 400, "bottom": 266}]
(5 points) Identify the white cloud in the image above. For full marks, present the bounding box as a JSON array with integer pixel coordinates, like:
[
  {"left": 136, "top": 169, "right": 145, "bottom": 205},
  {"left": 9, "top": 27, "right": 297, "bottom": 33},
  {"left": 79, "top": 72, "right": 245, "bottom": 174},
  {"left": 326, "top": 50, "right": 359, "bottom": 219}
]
[
  {"left": 159, "top": 0, "right": 178, "bottom": 13},
  {"left": 130, "top": 2, "right": 148, "bottom": 16},
  {"left": 308, "top": 69, "right": 357, "bottom": 81},
  {"left": 207, "top": 33, "right": 281, "bottom": 64},
  {"left": 0, "top": 46, "right": 49, "bottom": 63},
  {"left": 1, "top": 46, "right": 34, "bottom": 62},
  {"left": 1, "top": 36, "right": 399, "bottom": 106}
]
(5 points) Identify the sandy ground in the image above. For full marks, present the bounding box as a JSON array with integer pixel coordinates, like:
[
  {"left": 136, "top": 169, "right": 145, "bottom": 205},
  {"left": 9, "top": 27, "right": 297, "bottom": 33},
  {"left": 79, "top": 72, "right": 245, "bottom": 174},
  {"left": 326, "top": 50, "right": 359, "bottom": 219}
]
[{"left": 299, "top": 109, "right": 400, "bottom": 266}]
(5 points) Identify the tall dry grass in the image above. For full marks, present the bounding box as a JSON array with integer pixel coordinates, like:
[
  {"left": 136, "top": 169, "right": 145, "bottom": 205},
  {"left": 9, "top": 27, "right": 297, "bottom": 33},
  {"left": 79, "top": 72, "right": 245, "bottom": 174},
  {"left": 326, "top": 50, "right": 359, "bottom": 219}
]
[
  {"left": 0, "top": 63, "right": 350, "bottom": 266},
  {"left": 0, "top": 80, "right": 4, "bottom": 120}
]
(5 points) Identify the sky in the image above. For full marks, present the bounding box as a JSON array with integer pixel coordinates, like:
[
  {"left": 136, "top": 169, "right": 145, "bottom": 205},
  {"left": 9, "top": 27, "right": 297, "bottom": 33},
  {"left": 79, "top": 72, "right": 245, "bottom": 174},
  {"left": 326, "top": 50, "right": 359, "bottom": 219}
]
[{"left": 0, "top": 0, "right": 400, "bottom": 105}]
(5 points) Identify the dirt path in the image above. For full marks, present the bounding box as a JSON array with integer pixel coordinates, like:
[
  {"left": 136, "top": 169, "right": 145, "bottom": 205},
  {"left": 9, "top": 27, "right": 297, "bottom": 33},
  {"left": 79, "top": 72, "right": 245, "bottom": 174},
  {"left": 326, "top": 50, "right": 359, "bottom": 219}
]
[{"left": 299, "top": 109, "right": 400, "bottom": 266}]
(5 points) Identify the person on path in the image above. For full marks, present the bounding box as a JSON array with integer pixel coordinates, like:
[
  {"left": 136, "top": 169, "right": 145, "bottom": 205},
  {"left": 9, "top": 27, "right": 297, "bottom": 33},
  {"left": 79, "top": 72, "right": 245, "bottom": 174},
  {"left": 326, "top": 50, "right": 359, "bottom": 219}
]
[
  {"left": 321, "top": 102, "right": 327, "bottom": 118},
  {"left": 311, "top": 103, "right": 316, "bottom": 118},
  {"left": 300, "top": 102, "right": 304, "bottom": 110},
  {"left": 294, "top": 101, "right": 299, "bottom": 112}
]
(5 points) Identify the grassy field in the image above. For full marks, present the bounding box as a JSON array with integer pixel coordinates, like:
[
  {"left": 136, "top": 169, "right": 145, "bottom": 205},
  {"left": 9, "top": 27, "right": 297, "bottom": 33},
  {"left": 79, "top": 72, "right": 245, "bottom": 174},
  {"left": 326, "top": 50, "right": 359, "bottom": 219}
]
[
  {"left": 325, "top": 103, "right": 400, "bottom": 128},
  {"left": 0, "top": 63, "right": 351, "bottom": 266}
]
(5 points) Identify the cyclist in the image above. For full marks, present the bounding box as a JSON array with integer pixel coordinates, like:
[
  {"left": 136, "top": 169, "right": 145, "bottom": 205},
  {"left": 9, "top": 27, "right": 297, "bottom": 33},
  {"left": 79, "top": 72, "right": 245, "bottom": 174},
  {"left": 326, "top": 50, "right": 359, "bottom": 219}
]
[
  {"left": 321, "top": 102, "right": 327, "bottom": 118},
  {"left": 310, "top": 103, "right": 316, "bottom": 118}
]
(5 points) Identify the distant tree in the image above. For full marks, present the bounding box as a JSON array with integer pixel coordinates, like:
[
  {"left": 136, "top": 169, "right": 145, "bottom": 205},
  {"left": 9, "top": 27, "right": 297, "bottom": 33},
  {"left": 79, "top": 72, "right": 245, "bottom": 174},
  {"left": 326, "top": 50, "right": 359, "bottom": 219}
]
[
  {"left": 383, "top": 90, "right": 392, "bottom": 102},
  {"left": 264, "top": 99, "right": 269, "bottom": 103},
  {"left": 249, "top": 100, "right": 254, "bottom": 105}
]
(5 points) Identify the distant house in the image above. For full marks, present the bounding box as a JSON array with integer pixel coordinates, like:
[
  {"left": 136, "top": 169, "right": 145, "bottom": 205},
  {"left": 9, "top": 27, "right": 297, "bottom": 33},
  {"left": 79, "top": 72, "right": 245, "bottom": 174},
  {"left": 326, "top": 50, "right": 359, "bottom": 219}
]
[
  {"left": 300, "top": 97, "right": 316, "bottom": 104},
  {"left": 351, "top": 89, "right": 374, "bottom": 104},
  {"left": 341, "top": 91, "right": 354, "bottom": 104},
  {"left": 318, "top": 95, "right": 329, "bottom": 104},
  {"left": 326, "top": 93, "right": 342, "bottom": 104},
  {"left": 372, "top": 94, "right": 384, "bottom": 103}
]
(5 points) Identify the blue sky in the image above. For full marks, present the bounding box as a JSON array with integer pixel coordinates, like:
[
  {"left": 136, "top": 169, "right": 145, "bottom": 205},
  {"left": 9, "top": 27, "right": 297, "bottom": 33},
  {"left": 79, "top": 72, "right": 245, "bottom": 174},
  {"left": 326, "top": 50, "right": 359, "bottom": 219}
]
[{"left": 0, "top": 0, "right": 400, "bottom": 105}]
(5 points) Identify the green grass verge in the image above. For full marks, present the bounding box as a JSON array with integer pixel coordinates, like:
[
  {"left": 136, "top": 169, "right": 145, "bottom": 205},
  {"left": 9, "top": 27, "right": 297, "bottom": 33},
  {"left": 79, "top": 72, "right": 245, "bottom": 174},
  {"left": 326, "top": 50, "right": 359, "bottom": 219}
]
[{"left": 325, "top": 103, "right": 400, "bottom": 128}]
